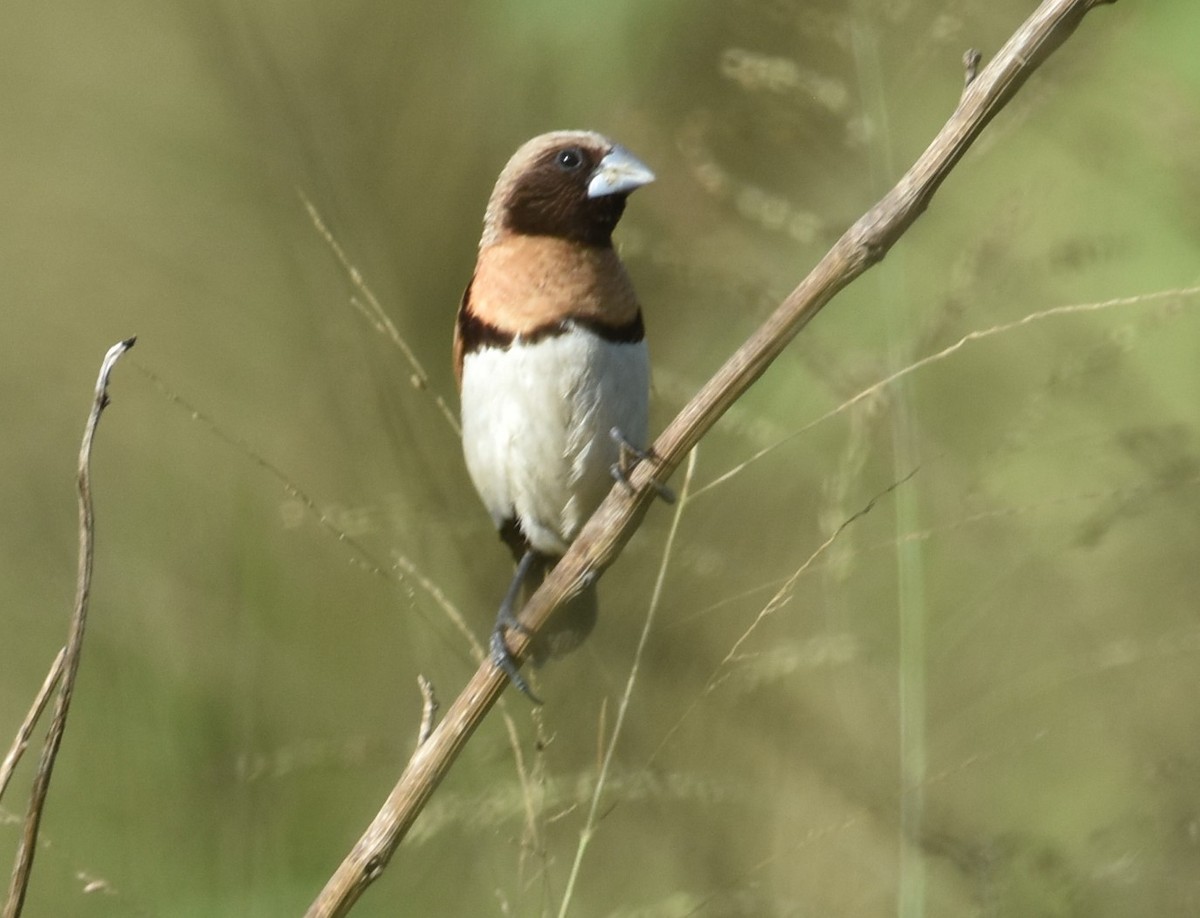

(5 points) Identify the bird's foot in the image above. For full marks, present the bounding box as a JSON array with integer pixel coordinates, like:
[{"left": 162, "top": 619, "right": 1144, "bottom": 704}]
[
  {"left": 494, "top": 600, "right": 534, "bottom": 638},
  {"left": 490, "top": 625, "right": 542, "bottom": 704},
  {"left": 610, "top": 427, "right": 675, "bottom": 504},
  {"left": 490, "top": 550, "right": 543, "bottom": 704}
]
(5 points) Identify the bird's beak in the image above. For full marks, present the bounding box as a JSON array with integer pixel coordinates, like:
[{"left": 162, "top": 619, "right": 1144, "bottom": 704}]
[{"left": 587, "top": 145, "right": 656, "bottom": 199}]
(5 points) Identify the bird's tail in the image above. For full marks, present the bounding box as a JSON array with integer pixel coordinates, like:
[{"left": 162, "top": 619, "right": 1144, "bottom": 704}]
[{"left": 520, "top": 554, "right": 598, "bottom": 666}]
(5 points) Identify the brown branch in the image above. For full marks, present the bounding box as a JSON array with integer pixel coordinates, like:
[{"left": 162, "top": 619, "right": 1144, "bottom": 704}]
[
  {"left": 304, "top": 0, "right": 1115, "bottom": 913},
  {"left": 3, "top": 338, "right": 135, "bottom": 918},
  {"left": 0, "top": 650, "right": 65, "bottom": 805}
]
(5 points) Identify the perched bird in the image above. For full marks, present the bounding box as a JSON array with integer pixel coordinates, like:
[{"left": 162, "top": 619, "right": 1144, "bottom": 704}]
[{"left": 454, "top": 130, "right": 657, "bottom": 701}]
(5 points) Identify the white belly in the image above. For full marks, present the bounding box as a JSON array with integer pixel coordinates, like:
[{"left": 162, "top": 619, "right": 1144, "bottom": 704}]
[{"left": 460, "top": 328, "right": 650, "bottom": 556}]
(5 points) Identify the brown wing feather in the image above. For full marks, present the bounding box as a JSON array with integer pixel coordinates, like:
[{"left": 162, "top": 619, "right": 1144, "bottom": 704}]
[{"left": 452, "top": 276, "right": 474, "bottom": 389}]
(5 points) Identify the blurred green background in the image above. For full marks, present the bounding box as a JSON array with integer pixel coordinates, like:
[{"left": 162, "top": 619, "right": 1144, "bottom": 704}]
[{"left": 2, "top": 0, "right": 1199, "bottom": 915}]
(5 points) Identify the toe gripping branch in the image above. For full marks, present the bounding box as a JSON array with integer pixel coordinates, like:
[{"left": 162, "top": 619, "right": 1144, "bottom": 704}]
[
  {"left": 610, "top": 427, "right": 675, "bottom": 504},
  {"left": 491, "top": 551, "right": 543, "bottom": 704}
]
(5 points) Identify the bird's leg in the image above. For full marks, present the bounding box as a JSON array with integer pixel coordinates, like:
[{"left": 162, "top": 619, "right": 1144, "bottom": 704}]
[
  {"left": 491, "top": 550, "right": 543, "bottom": 704},
  {"left": 610, "top": 427, "right": 676, "bottom": 504}
]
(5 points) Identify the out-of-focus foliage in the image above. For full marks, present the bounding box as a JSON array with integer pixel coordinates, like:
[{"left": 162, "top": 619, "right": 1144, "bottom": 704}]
[{"left": 2, "top": 1, "right": 1198, "bottom": 915}]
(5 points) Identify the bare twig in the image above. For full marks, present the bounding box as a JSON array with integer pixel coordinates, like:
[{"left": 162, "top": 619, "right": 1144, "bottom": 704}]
[
  {"left": 3, "top": 338, "right": 134, "bottom": 918},
  {"left": 304, "top": 2, "right": 1115, "bottom": 913},
  {"left": 0, "top": 651, "right": 65, "bottom": 805}
]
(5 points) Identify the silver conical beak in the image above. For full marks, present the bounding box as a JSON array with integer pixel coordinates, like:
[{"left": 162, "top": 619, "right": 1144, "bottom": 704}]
[{"left": 587, "top": 145, "right": 656, "bottom": 199}]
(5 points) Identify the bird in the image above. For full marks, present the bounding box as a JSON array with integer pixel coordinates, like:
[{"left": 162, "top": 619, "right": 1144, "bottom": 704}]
[{"left": 453, "top": 130, "right": 657, "bottom": 701}]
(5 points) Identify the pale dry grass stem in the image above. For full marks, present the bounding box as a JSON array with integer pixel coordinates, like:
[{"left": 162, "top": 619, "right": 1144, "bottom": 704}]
[
  {"left": 300, "top": 192, "right": 462, "bottom": 437},
  {"left": 5, "top": 340, "right": 133, "bottom": 918},
  {"left": 647, "top": 469, "right": 915, "bottom": 769},
  {"left": 132, "top": 365, "right": 538, "bottom": 833},
  {"left": 133, "top": 363, "right": 475, "bottom": 645},
  {"left": 692, "top": 284, "right": 1200, "bottom": 501},
  {"left": 556, "top": 449, "right": 698, "bottom": 918},
  {"left": 0, "top": 651, "right": 64, "bottom": 805}
]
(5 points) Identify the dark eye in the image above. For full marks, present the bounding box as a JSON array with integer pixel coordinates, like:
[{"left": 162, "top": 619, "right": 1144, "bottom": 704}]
[{"left": 555, "top": 148, "right": 585, "bottom": 171}]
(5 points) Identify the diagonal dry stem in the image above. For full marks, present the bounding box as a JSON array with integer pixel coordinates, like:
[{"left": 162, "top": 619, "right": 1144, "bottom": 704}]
[
  {"left": 300, "top": 192, "right": 462, "bottom": 437},
  {"left": 133, "top": 363, "right": 541, "bottom": 850},
  {"left": 0, "top": 651, "right": 65, "bottom": 805}
]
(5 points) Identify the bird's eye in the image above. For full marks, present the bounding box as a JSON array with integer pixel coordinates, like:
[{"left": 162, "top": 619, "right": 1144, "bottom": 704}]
[{"left": 555, "top": 148, "right": 585, "bottom": 171}]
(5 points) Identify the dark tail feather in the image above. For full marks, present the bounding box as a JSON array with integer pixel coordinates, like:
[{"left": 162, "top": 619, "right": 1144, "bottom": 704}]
[{"left": 520, "top": 554, "right": 598, "bottom": 665}]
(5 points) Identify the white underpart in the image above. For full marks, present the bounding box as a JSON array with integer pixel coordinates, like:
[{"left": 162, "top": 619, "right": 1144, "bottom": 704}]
[{"left": 460, "top": 326, "right": 650, "bottom": 556}]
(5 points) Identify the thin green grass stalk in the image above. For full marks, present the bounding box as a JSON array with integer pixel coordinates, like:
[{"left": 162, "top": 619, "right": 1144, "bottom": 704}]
[
  {"left": 556, "top": 449, "right": 698, "bottom": 918},
  {"left": 893, "top": 408, "right": 928, "bottom": 918},
  {"left": 850, "top": 12, "right": 928, "bottom": 916}
]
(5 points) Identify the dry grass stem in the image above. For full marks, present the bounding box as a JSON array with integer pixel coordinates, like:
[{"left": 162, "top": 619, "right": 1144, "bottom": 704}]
[
  {"left": 0, "top": 651, "right": 65, "bottom": 805},
  {"left": 3, "top": 338, "right": 134, "bottom": 918},
  {"left": 691, "top": 283, "right": 1200, "bottom": 499},
  {"left": 134, "top": 363, "right": 540, "bottom": 845},
  {"left": 133, "top": 364, "right": 482, "bottom": 651},
  {"left": 556, "top": 449, "right": 697, "bottom": 918},
  {"left": 300, "top": 192, "right": 462, "bottom": 436},
  {"left": 646, "top": 470, "right": 916, "bottom": 767}
]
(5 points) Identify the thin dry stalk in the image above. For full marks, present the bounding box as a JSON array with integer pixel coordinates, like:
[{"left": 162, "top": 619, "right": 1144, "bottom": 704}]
[
  {"left": 556, "top": 450, "right": 697, "bottom": 918},
  {"left": 305, "top": 2, "right": 1115, "bottom": 913},
  {"left": 300, "top": 193, "right": 462, "bottom": 436},
  {"left": 0, "top": 651, "right": 65, "bottom": 804},
  {"left": 3, "top": 338, "right": 134, "bottom": 918},
  {"left": 134, "top": 363, "right": 542, "bottom": 845},
  {"left": 692, "top": 285, "right": 1200, "bottom": 499}
]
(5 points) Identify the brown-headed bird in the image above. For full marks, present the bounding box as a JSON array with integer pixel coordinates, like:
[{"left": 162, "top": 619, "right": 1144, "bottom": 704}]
[{"left": 453, "top": 131, "right": 657, "bottom": 701}]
